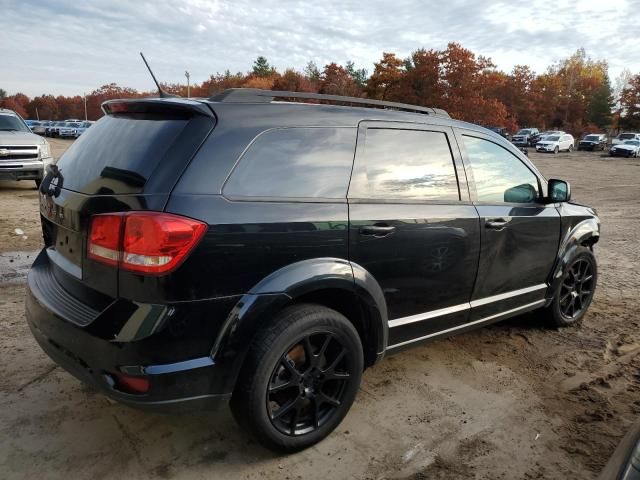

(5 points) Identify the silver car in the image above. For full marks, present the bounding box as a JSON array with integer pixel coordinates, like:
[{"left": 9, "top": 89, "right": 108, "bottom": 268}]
[{"left": 0, "top": 109, "right": 54, "bottom": 187}]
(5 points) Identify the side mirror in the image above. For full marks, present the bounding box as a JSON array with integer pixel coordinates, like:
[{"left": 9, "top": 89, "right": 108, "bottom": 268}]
[{"left": 548, "top": 179, "right": 571, "bottom": 203}]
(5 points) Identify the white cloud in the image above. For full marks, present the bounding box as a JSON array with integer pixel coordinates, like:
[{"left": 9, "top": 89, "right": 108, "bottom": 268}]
[{"left": 0, "top": 0, "right": 637, "bottom": 97}]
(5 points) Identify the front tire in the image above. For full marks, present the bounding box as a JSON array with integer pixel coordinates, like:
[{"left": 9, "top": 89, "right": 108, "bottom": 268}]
[
  {"left": 231, "top": 303, "right": 364, "bottom": 452},
  {"left": 554, "top": 146, "right": 559, "bottom": 154},
  {"left": 35, "top": 179, "right": 42, "bottom": 189},
  {"left": 544, "top": 247, "right": 597, "bottom": 327}
]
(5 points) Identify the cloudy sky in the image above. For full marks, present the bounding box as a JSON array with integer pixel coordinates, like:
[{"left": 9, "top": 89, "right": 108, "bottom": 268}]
[{"left": 1, "top": 0, "right": 637, "bottom": 97}]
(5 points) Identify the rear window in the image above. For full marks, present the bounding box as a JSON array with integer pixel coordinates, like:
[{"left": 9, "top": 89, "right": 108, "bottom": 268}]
[
  {"left": 223, "top": 127, "right": 356, "bottom": 200},
  {"left": 620, "top": 133, "right": 636, "bottom": 139},
  {"left": 55, "top": 114, "right": 188, "bottom": 194}
]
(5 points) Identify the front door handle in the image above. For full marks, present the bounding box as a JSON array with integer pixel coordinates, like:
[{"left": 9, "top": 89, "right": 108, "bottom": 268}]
[
  {"left": 360, "top": 225, "right": 396, "bottom": 237},
  {"left": 485, "top": 218, "right": 509, "bottom": 230}
]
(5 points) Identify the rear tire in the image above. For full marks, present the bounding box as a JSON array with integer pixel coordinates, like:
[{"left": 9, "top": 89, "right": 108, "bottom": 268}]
[
  {"left": 35, "top": 179, "right": 42, "bottom": 189},
  {"left": 231, "top": 303, "right": 363, "bottom": 452},
  {"left": 543, "top": 247, "right": 597, "bottom": 328},
  {"left": 568, "top": 145, "right": 574, "bottom": 152}
]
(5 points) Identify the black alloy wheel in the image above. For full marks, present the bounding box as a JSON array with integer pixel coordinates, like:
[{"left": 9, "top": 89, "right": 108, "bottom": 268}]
[
  {"left": 559, "top": 258, "right": 594, "bottom": 321},
  {"left": 267, "top": 331, "right": 352, "bottom": 436},
  {"left": 231, "top": 303, "right": 363, "bottom": 452}
]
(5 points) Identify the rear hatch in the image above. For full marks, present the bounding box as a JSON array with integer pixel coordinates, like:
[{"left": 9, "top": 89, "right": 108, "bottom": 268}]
[{"left": 39, "top": 98, "right": 215, "bottom": 299}]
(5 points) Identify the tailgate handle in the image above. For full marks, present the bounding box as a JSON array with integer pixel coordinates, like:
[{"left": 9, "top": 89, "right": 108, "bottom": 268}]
[{"left": 360, "top": 225, "right": 396, "bottom": 237}]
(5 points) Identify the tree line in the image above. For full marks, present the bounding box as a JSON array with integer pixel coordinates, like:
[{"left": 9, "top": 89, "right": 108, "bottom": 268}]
[{"left": 2, "top": 43, "right": 639, "bottom": 135}]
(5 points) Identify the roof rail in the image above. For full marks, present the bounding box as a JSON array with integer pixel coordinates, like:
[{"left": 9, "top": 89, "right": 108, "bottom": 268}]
[{"left": 209, "top": 88, "right": 450, "bottom": 118}]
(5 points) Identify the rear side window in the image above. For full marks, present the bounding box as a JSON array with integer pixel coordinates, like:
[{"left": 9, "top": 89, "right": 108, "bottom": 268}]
[
  {"left": 349, "top": 128, "right": 460, "bottom": 201},
  {"left": 55, "top": 114, "right": 189, "bottom": 194},
  {"left": 223, "top": 127, "right": 356, "bottom": 199}
]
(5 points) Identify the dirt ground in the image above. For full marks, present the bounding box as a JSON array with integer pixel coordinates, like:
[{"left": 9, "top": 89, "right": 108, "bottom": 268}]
[{"left": 0, "top": 138, "right": 638, "bottom": 479}]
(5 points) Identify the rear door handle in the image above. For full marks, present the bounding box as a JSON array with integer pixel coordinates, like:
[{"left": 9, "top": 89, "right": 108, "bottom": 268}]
[
  {"left": 360, "top": 225, "right": 396, "bottom": 237},
  {"left": 485, "top": 218, "right": 509, "bottom": 230}
]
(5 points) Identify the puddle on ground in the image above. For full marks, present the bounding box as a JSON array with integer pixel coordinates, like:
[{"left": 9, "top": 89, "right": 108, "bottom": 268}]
[{"left": 0, "top": 251, "right": 39, "bottom": 285}]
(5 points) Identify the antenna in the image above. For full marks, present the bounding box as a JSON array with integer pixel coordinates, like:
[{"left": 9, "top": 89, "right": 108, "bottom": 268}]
[{"left": 139, "top": 52, "right": 176, "bottom": 98}]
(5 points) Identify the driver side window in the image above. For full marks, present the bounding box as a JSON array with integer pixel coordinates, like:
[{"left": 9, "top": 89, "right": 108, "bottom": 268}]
[{"left": 463, "top": 135, "right": 540, "bottom": 203}]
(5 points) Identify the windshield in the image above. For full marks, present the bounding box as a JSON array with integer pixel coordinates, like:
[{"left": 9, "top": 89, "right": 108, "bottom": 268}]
[
  {"left": 623, "top": 140, "right": 640, "bottom": 146},
  {"left": 547, "top": 136, "right": 560, "bottom": 141},
  {"left": 516, "top": 129, "right": 531, "bottom": 135},
  {"left": 0, "top": 114, "right": 30, "bottom": 132},
  {"left": 620, "top": 133, "right": 636, "bottom": 139},
  {"left": 584, "top": 135, "right": 600, "bottom": 141}
]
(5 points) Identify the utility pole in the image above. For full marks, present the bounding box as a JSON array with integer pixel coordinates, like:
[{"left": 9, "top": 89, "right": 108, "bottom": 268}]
[
  {"left": 84, "top": 93, "right": 88, "bottom": 121},
  {"left": 185, "top": 70, "right": 190, "bottom": 98}
]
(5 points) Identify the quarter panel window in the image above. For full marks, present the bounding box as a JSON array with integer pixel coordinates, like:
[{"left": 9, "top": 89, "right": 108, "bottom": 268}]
[
  {"left": 463, "top": 135, "right": 540, "bottom": 203},
  {"left": 349, "top": 128, "right": 460, "bottom": 201},
  {"left": 223, "top": 127, "right": 356, "bottom": 199}
]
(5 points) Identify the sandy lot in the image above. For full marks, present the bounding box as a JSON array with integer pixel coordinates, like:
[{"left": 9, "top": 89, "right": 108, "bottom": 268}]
[{"left": 0, "top": 138, "right": 638, "bottom": 479}]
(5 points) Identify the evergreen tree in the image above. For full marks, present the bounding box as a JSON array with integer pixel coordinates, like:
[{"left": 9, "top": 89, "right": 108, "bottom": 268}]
[
  {"left": 252, "top": 56, "right": 271, "bottom": 77},
  {"left": 588, "top": 76, "right": 614, "bottom": 129}
]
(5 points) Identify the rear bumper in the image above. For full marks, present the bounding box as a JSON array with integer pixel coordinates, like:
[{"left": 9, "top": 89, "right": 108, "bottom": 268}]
[{"left": 25, "top": 250, "right": 239, "bottom": 412}]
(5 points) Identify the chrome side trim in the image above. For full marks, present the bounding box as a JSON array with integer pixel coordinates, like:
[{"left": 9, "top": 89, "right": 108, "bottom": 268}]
[
  {"left": 386, "top": 299, "right": 546, "bottom": 350},
  {"left": 387, "top": 283, "right": 547, "bottom": 329},
  {"left": 388, "top": 302, "right": 469, "bottom": 328},
  {"left": 469, "top": 283, "right": 547, "bottom": 308}
]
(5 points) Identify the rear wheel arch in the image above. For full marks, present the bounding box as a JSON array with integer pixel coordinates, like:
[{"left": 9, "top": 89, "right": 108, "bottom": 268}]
[{"left": 214, "top": 258, "right": 388, "bottom": 392}]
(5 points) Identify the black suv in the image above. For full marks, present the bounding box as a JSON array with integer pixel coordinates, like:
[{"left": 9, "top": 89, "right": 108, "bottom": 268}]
[{"left": 26, "top": 89, "right": 600, "bottom": 452}]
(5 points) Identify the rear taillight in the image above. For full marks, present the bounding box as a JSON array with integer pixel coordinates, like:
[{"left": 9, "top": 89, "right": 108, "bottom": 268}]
[{"left": 87, "top": 212, "right": 206, "bottom": 275}]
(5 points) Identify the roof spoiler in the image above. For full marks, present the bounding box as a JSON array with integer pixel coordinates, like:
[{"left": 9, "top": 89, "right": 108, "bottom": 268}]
[
  {"left": 101, "top": 98, "right": 214, "bottom": 117},
  {"left": 209, "top": 88, "right": 450, "bottom": 117}
]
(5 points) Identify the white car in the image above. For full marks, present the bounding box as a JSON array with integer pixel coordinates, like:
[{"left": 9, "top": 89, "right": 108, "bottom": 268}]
[
  {"left": 609, "top": 140, "right": 640, "bottom": 158},
  {"left": 74, "top": 121, "right": 93, "bottom": 137},
  {"left": 612, "top": 133, "right": 640, "bottom": 146},
  {"left": 58, "top": 122, "right": 83, "bottom": 138},
  {"left": 535, "top": 133, "right": 575, "bottom": 153}
]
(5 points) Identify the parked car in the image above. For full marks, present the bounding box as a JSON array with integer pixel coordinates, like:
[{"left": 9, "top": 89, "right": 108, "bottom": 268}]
[
  {"left": 25, "top": 89, "right": 600, "bottom": 452},
  {"left": 578, "top": 133, "right": 608, "bottom": 151},
  {"left": 45, "top": 121, "right": 67, "bottom": 137},
  {"left": 30, "top": 121, "right": 50, "bottom": 135},
  {"left": 535, "top": 133, "right": 575, "bottom": 153},
  {"left": 511, "top": 127, "right": 540, "bottom": 147},
  {"left": 74, "top": 121, "right": 93, "bottom": 137},
  {"left": 0, "top": 108, "right": 53, "bottom": 187},
  {"left": 612, "top": 133, "right": 640, "bottom": 145},
  {"left": 533, "top": 130, "right": 564, "bottom": 144},
  {"left": 486, "top": 126, "right": 510, "bottom": 140},
  {"left": 609, "top": 140, "right": 640, "bottom": 157},
  {"left": 58, "top": 122, "right": 83, "bottom": 138}
]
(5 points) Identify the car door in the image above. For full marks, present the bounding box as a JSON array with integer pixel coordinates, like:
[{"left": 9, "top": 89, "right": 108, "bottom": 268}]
[
  {"left": 348, "top": 121, "right": 481, "bottom": 349},
  {"left": 456, "top": 130, "right": 561, "bottom": 321}
]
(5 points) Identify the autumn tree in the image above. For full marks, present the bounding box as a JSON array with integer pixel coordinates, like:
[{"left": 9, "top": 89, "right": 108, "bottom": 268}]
[
  {"left": 366, "top": 52, "right": 404, "bottom": 100},
  {"left": 319, "top": 63, "right": 361, "bottom": 97},
  {"left": 1, "top": 93, "right": 30, "bottom": 117},
  {"left": 272, "top": 69, "right": 317, "bottom": 92}
]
